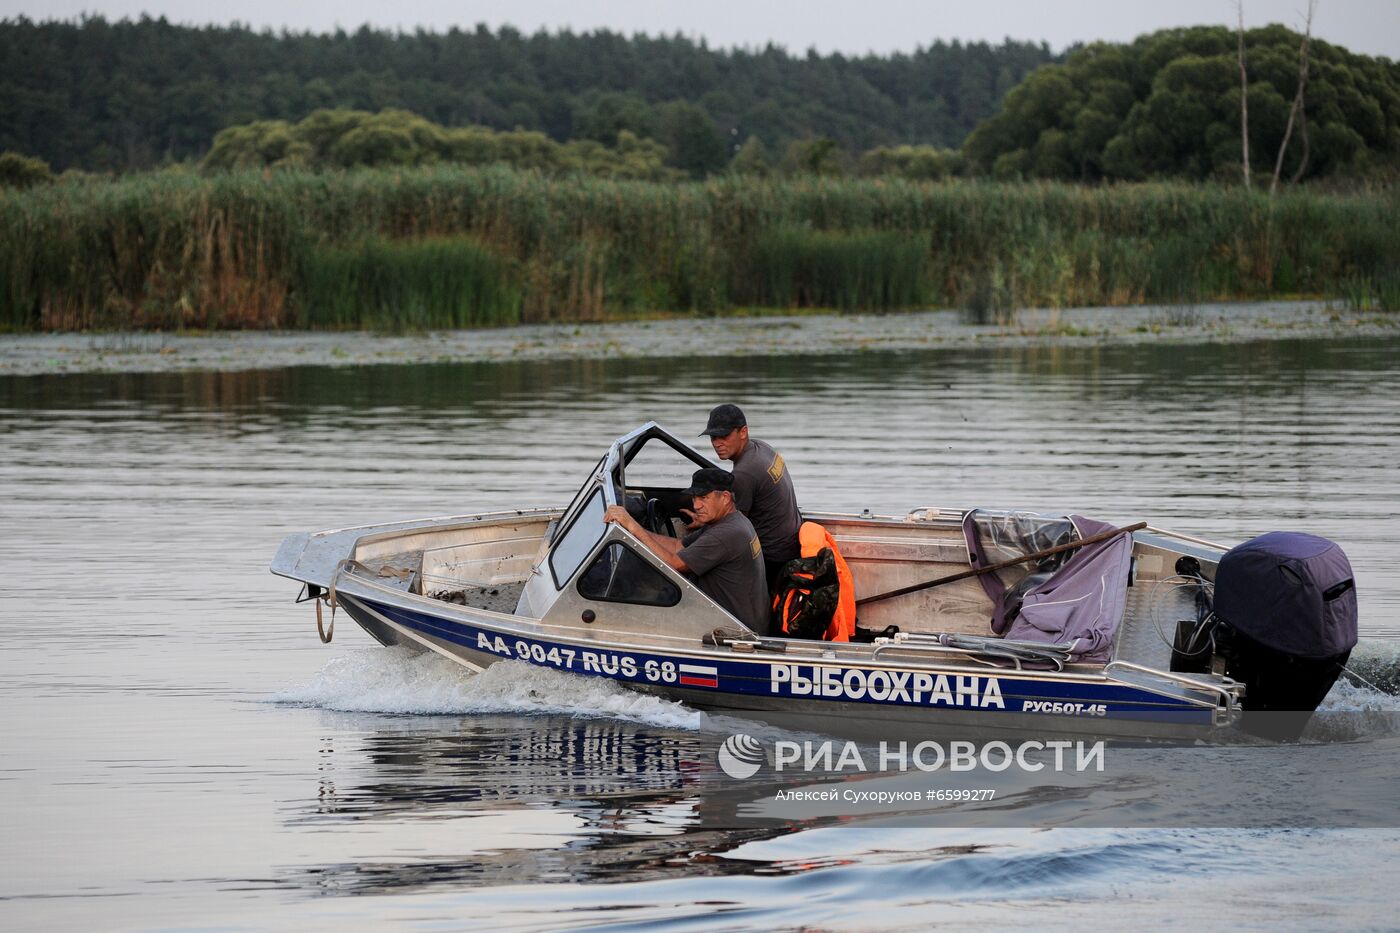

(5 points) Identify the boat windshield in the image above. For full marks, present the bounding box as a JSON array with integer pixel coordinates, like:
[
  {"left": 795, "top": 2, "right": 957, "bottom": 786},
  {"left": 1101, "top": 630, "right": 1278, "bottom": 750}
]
[
  {"left": 611, "top": 425, "right": 714, "bottom": 542},
  {"left": 552, "top": 456, "right": 605, "bottom": 543},
  {"left": 621, "top": 436, "right": 708, "bottom": 488},
  {"left": 548, "top": 486, "right": 608, "bottom": 588},
  {"left": 544, "top": 423, "right": 713, "bottom": 591}
]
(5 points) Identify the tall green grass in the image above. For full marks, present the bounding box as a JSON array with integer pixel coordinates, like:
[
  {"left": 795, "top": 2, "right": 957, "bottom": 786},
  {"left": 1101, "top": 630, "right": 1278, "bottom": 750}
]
[
  {"left": 741, "top": 226, "right": 931, "bottom": 310},
  {"left": 298, "top": 237, "right": 520, "bottom": 329},
  {"left": 2, "top": 167, "right": 1397, "bottom": 331},
  {"left": 0, "top": 171, "right": 303, "bottom": 330},
  {"left": 1341, "top": 271, "right": 1400, "bottom": 312}
]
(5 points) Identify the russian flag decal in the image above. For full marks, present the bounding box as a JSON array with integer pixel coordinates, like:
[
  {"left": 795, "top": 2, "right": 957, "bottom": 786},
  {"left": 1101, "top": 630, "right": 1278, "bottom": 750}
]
[{"left": 679, "top": 663, "right": 719, "bottom": 688}]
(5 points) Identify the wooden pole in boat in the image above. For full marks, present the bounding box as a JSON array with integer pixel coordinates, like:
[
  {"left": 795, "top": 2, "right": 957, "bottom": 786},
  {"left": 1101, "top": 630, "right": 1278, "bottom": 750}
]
[{"left": 854, "top": 521, "right": 1147, "bottom": 607}]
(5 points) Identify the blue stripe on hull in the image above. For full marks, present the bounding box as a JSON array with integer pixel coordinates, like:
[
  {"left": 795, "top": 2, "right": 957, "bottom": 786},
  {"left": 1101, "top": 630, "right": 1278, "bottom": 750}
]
[{"left": 362, "top": 597, "right": 1213, "bottom": 726}]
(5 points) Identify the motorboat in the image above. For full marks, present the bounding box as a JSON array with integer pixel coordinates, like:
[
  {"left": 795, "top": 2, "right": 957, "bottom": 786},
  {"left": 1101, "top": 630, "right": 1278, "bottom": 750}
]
[{"left": 271, "top": 423, "right": 1357, "bottom": 741}]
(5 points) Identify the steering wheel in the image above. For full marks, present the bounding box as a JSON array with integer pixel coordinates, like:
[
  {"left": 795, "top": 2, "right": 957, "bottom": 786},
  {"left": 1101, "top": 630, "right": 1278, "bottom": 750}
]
[{"left": 645, "top": 498, "right": 677, "bottom": 538}]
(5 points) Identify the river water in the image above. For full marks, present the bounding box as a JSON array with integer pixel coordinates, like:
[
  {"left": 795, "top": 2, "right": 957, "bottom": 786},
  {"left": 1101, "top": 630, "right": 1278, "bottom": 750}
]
[{"left": 3, "top": 323, "right": 1399, "bottom": 929}]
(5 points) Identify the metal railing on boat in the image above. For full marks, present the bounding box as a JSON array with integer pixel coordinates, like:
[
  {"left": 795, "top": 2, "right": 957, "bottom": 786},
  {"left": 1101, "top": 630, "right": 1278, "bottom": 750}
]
[
  {"left": 1103, "top": 660, "right": 1241, "bottom": 712},
  {"left": 708, "top": 630, "right": 1087, "bottom": 671},
  {"left": 872, "top": 632, "right": 1078, "bottom": 671}
]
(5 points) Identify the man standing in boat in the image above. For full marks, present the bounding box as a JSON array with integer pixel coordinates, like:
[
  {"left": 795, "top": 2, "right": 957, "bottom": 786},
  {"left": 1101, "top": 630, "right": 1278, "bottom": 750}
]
[
  {"left": 604, "top": 468, "right": 769, "bottom": 632},
  {"left": 699, "top": 404, "right": 802, "bottom": 598}
]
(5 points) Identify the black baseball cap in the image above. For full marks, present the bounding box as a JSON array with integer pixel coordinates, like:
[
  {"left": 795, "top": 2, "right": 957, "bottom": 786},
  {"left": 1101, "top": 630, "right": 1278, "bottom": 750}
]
[
  {"left": 700, "top": 404, "right": 747, "bottom": 437},
  {"left": 683, "top": 467, "right": 734, "bottom": 497}
]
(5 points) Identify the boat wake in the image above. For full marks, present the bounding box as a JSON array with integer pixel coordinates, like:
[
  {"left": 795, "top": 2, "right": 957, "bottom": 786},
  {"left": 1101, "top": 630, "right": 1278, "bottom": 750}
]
[
  {"left": 270, "top": 645, "right": 705, "bottom": 730},
  {"left": 1328, "top": 640, "right": 1400, "bottom": 705},
  {"left": 269, "top": 639, "right": 1400, "bottom": 738}
]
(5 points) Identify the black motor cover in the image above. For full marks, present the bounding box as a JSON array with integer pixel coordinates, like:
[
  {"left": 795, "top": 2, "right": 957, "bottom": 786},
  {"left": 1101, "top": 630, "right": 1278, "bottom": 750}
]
[{"left": 1213, "top": 532, "right": 1358, "bottom": 719}]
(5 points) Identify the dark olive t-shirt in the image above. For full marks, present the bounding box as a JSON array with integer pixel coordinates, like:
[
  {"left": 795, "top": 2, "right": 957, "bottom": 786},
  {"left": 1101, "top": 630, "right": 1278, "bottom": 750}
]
[
  {"left": 730, "top": 437, "right": 801, "bottom": 563},
  {"left": 679, "top": 511, "right": 769, "bottom": 631}
]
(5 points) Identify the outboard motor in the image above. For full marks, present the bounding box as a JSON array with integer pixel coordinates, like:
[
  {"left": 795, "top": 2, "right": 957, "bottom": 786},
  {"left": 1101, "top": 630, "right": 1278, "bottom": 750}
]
[{"left": 1212, "top": 532, "right": 1358, "bottom": 739}]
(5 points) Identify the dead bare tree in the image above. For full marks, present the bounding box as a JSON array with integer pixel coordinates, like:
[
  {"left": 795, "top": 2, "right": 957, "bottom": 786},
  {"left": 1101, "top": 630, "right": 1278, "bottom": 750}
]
[
  {"left": 1271, "top": 0, "right": 1318, "bottom": 196},
  {"left": 1238, "top": 1, "right": 1251, "bottom": 190},
  {"left": 1290, "top": 103, "right": 1311, "bottom": 186}
]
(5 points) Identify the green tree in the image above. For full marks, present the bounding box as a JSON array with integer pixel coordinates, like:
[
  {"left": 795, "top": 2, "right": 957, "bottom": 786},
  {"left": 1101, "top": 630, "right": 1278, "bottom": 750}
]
[
  {"left": 964, "top": 25, "right": 1400, "bottom": 183},
  {"left": 730, "top": 135, "right": 772, "bottom": 175},
  {"left": 199, "top": 107, "right": 679, "bottom": 178},
  {"left": 0, "top": 151, "right": 55, "bottom": 188},
  {"left": 610, "top": 130, "right": 674, "bottom": 179},
  {"left": 784, "top": 137, "right": 846, "bottom": 176},
  {"left": 327, "top": 110, "right": 447, "bottom": 167},
  {"left": 658, "top": 101, "right": 727, "bottom": 178},
  {"left": 297, "top": 110, "right": 373, "bottom": 162},
  {"left": 202, "top": 121, "right": 311, "bottom": 170},
  {"left": 858, "top": 145, "right": 963, "bottom": 179},
  {"left": 575, "top": 92, "right": 655, "bottom": 146}
]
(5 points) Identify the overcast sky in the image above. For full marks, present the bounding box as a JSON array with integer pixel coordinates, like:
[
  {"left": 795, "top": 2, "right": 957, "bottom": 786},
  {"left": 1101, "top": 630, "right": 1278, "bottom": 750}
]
[{"left": 3, "top": 0, "right": 1398, "bottom": 59}]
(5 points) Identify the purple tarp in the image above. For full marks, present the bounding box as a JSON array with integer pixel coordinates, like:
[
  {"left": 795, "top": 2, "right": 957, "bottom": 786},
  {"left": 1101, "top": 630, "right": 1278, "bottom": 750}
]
[{"left": 963, "top": 511, "right": 1133, "bottom": 663}]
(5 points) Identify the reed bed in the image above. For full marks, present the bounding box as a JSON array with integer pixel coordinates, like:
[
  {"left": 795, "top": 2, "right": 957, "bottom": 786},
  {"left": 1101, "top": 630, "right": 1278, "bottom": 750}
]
[
  {"left": 1342, "top": 271, "right": 1400, "bottom": 313},
  {"left": 298, "top": 237, "right": 520, "bottom": 329},
  {"left": 740, "top": 226, "right": 932, "bottom": 311},
  {"left": 2, "top": 167, "right": 1397, "bottom": 331}
]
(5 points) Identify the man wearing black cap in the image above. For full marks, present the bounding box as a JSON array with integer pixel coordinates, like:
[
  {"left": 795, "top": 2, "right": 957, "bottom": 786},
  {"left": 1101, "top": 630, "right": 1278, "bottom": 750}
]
[
  {"left": 603, "top": 467, "right": 769, "bottom": 632},
  {"left": 700, "top": 404, "right": 802, "bottom": 597}
]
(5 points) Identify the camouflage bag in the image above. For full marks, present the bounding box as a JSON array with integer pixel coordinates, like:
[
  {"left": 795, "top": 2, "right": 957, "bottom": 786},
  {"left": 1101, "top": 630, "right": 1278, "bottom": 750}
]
[{"left": 771, "top": 547, "right": 840, "bottom": 640}]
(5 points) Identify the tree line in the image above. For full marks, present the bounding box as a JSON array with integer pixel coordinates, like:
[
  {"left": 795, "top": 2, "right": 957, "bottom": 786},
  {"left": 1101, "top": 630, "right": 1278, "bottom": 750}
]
[
  {"left": 3, "top": 18, "right": 1395, "bottom": 188},
  {"left": 201, "top": 109, "right": 678, "bottom": 179},
  {"left": 193, "top": 107, "right": 967, "bottom": 181},
  {"left": 0, "top": 15, "right": 1052, "bottom": 172}
]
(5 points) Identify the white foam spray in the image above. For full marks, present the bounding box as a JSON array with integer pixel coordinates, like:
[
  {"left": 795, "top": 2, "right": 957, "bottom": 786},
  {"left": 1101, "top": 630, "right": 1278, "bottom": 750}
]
[
  {"left": 271, "top": 646, "right": 705, "bottom": 730},
  {"left": 1320, "top": 639, "right": 1400, "bottom": 712}
]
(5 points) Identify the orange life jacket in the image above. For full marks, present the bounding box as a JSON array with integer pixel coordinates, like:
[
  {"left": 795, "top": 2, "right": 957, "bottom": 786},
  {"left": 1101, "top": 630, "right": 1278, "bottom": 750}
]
[{"left": 772, "top": 521, "right": 857, "bottom": 642}]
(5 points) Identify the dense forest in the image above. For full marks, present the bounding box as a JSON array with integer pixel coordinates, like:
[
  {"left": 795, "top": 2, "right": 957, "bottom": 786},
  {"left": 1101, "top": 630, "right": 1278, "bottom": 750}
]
[{"left": 0, "top": 15, "right": 1054, "bottom": 172}]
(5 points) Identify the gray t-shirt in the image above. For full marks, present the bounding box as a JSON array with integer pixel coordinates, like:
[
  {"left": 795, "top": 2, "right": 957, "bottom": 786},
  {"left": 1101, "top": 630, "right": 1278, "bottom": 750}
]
[
  {"left": 730, "top": 437, "right": 801, "bottom": 563},
  {"left": 679, "top": 511, "right": 769, "bottom": 631}
]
